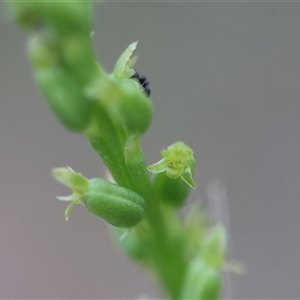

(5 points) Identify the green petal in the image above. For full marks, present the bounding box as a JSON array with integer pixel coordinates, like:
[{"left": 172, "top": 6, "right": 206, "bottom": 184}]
[
  {"left": 180, "top": 167, "right": 196, "bottom": 189},
  {"left": 56, "top": 195, "right": 74, "bottom": 202},
  {"left": 64, "top": 201, "right": 76, "bottom": 221},
  {"left": 113, "top": 41, "right": 138, "bottom": 79},
  {"left": 166, "top": 165, "right": 184, "bottom": 179},
  {"left": 147, "top": 158, "right": 169, "bottom": 173},
  {"left": 51, "top": 167, "right": 89, "bottom": 194}
]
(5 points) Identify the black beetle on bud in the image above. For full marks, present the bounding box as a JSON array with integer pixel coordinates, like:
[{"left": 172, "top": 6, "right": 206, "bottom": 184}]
[{"left": 131, "top": 70, "right": 151, "bottom": 97}]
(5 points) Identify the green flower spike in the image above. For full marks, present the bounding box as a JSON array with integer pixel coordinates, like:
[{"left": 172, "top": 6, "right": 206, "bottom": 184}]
[{"left": 147, "top": 141, "right": 196, "bottom": 189}]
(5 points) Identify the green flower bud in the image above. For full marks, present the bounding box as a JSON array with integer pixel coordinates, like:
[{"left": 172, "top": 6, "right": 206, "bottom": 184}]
[
  {"left": 113, "top": 227, "right": 148, "bottom": 261},
  {"left": 152, "top": 172, "right": 190, "bottom": 208},
  {"left": 92, "top": 42, "right": 152, "bottom": 136},
  {"left": 184, "top": 205, "right": 208, "bottom": 253},
  {"left": 35, "top": 67, "right": 92, "bottom": 131},
  {"left": 148, "top": 142, "right": 196, "bottom": 189},
  {"left": 202, "top": 224, "right": 227, "bottom": 269},
  {"left": 52, "top": 167, "right": 146, "bottom": 227},
  {"left": 99, "top": 78, "right": 153, "bottom": 136},
  {"left": 116, "top": 79, "right": 153, "bottom": 135},
  {"left": 83, "top": 178, "right": 146, "bottom": 227},
  {"left": 27, "top": 34, "right": 57, "bottom": 70},
  {"left": 180, "top": 257, "right": 222, "bottom": 300},
  {"left": 8, "top": 2, "right": 91, "bottom": 36},
  {"left": 59, "top": 34, "right": 99, "bottom": 86},
  {"left": 202, "top": 224, "right": 247, "bottom": 274}
]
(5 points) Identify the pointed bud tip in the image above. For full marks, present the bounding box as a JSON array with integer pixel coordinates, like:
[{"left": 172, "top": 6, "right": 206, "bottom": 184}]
[{"left": 51, "top": 167, "right": 89, "bottom": 193}]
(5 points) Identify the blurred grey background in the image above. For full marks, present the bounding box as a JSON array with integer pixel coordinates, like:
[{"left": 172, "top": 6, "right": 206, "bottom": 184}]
[{"left": 1, "top": 2, "right": 300, "bottom": 299}]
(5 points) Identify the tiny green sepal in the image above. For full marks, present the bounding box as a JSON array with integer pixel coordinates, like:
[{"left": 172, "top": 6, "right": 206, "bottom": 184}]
[
  {"left": 148, "top": 141, "right": 196, "bottom": 189},
  {"left": 113, "top": 41, "right": 138, "bottom": 79},
  {"left": 34, "top": 67, "right": 92, "bottom": 131},
  {"left": 52, "top": 167, "right": 89, "bottom": 194},
  {"left": 180, "top": 167, "right": 196, "bottom": 189}
]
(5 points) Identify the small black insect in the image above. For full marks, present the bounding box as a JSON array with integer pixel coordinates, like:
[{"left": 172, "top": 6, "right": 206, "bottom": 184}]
[{"left": 131, "top": 70, "right": 151, "bottom": 97}]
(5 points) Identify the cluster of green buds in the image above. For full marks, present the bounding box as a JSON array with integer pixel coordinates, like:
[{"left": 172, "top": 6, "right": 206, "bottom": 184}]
[
  {"left": 9, "top": 2, "right": 99, "bottom": 131},
  {"left": 8, "top": 1, "right": 244, "bottom": 299}
]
